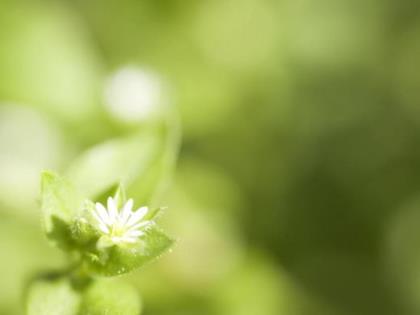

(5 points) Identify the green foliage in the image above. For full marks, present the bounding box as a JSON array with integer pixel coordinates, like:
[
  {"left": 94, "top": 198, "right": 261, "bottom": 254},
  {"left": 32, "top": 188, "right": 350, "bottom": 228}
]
[
  {"left": 33, "top": 170, "right": 174, "bottom": 315},
  {"left": 26, "top": 277, "right": 141, "bottom": 315},
  {"left": 26, "top": 278, "right": 81, "bottom": 315},
  {"left": 3, "top": 0, "right": 420, "bottom": 314},
  {"left": 40, "top": 171, "right": 174, "bottom": 276},
  {"left": 34, "top": 109, "right": 179, "bottom": 313},
  {"left": 67, "top": 132, "right": 154, "bottom": 199},
  {"left": 80, "top": 279, "right": 142, "bottom": 315},
  {"left": 84, "top": 226, "right": 174, "bottom": 276},
  {"left": 66, "top": 129, "right": 159, "bottom": 201},
  {"left": 127, "top": 122, "right": 181, "bottom": 207},
  {"left": 40, "top": 171, "right": 83, "bottom": 237}
]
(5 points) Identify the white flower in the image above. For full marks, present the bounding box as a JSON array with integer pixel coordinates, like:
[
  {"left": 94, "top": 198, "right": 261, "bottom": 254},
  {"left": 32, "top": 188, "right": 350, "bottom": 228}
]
[{"left": 92, "top": 196, "right": 152, "bottom": 244}]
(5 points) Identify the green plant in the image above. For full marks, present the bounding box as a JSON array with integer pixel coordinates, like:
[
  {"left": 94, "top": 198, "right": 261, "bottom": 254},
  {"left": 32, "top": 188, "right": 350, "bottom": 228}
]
[{"left": 25, "top": 122, "right": 179, "bottom": 315}]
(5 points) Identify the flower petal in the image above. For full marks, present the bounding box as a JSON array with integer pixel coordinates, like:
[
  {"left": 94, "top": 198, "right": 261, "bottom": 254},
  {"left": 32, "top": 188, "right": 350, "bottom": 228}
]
[
  {"left": 120, "top": 236, "right": 137, "bottom": 243},
  {"left": 120, "top": 198, "right": 133, "bottom": 224},
  {"left": 98, "top": 223, "right": 110, "bottom": 234},
  {"left": 126, "top": 206, "right": 148, "bottom": 227},
  {"left": 128, "top": 220, "right": 151, "bottom": 231},
  {"left": 126, "top": 230, "right": 144, "bottom": 237},
  {"left": 95, "top": 202, "right": 111, "bottom": 225},
  {"left": 91, "top": 209, "right": 103, "bottom": 224},
  {"left": 107, "top": 197, "right": 118, "bottom": 222}
]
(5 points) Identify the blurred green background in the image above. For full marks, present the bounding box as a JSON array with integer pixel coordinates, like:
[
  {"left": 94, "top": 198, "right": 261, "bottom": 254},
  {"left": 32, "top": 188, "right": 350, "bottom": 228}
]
[{"left": 1, "top": 0, "right": 420, "bottom": 314}]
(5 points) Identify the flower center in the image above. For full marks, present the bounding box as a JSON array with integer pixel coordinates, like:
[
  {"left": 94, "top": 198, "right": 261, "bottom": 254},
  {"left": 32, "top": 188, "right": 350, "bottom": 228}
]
[{"left": 110, "top": 224, "right": 128, "bottom": 237}]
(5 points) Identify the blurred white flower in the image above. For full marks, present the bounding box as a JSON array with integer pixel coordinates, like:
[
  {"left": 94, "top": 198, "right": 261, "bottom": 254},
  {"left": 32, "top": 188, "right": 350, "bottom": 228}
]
[
  {"left": 92, "top": 196, "right": 151, "bottom": 244},
  {"left": 104, "top": 66, "right": 166, "bottom": 122}
]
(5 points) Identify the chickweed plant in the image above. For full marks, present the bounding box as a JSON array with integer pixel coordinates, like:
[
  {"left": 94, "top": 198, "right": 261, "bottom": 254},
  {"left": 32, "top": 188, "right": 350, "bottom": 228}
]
[{"left": 25, "top": 120, "right": 179, "bottom": 315}]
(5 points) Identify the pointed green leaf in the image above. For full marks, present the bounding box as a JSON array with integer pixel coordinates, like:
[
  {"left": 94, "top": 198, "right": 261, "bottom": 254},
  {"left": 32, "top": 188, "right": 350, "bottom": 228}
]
[
  {"left": 143, "top": 206, "right": 166, "bottom": 222},
  {"left": 85, "top": 226, "right": 174, "bottom": 276},
  {"left": 47, "top": 216, "right": 76, "bottom": 250},
  {"left": 67, "top": 120, "right": 180, "bottom": 208},
  {"left": 94, "top": 182, "right": 127, "bottom": 209},
  {"left": 113, "top": 183, "right": 127, "bottom": 209},
  {"left": 127, "top": 121, "right": 180, "bottom": 207},
  {"left": 66, "top": 131, "right": 158, "bottom": 200},
  {"left": 40, "top": 171, "right": 83, "bottom": 234}
]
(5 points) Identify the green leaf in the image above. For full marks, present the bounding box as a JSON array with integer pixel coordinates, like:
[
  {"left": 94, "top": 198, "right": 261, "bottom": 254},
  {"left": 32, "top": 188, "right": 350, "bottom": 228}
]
[
  {"left": 94, "top": 183, "right": 127, "bottom": 209},
  {"left": 127, "top": 121, "right": 180, "bottom": 207},
  {"left": 70, "top": 207, "right": 101, "bottom": 250},
  {"left": 85, "top": 226, "right": 174, "bottom": 276},
  {"left": 66, "top": 131, "right": 158, "bottom": 201},
  {"left": 47, "top": 216, "right": 77, "bottom": 250},
  {"left": 67, "top": 120, "right": 180, "bottom": 208},
  {"left": 41, "top": 171, "right": 83, "bottom": 234},
  {"left": 79, "top": 279, "right": 142, "bottom": 315},
  {"left": 26, "top": 278, "right": 81, "bottom": 315},
  {"left": 43, "top": 199, "right": 100, "bottom": 253},
  {"left": 113, "top": 183, "right": 127, "bottom": 209},
  {"left": 142, "top": 206, "right": 166, "bottom": 222},
  {"left": 26, "top": 277, "right": 141, "bottom": 315}
]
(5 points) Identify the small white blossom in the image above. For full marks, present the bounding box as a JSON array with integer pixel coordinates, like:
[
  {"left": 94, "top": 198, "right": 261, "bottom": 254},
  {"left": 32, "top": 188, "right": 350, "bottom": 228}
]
[{"left": 92, "top": 196, "right": 152, "bottom": 244}]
